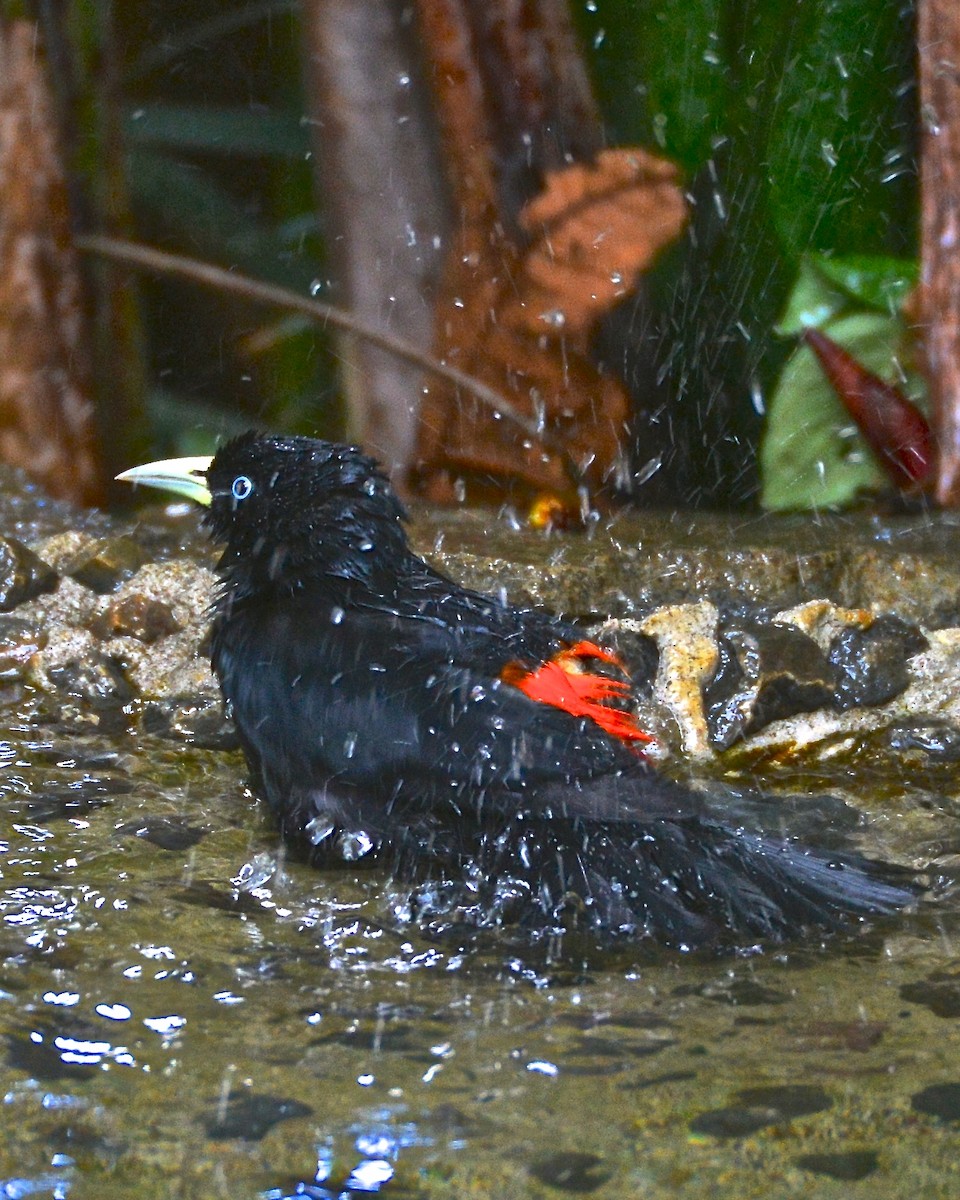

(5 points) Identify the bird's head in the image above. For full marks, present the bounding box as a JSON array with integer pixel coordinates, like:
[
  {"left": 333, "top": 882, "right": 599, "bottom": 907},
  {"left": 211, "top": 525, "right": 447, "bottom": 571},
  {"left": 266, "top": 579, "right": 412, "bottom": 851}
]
[{"left": 118, "top": 431, "right": 410, "bottom": 599}]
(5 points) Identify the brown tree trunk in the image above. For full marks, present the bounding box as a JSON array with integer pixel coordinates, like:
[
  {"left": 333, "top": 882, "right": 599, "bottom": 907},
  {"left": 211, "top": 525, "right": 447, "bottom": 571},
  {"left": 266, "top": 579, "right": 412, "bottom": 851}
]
[
  {"left": 299, "top": 0, "right": 448, "bottom": 480},
  {"left": 919, "top": 0, "right": 960, "bottom": 506},
  {"left": 0, "top": 18, "right": 104, "bottom": 506},
  {"left": 410, "top": 0, "right": 685, "bottom": 502}
]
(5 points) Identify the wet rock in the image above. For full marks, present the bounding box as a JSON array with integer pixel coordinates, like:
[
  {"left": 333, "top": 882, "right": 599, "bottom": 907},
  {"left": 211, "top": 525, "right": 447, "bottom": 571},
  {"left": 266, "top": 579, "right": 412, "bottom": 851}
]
[
  {"left": 19, "top": 774, "right": 133, "bottom": 823},
  {"left": 589, "top": 618, "right": 659, "bottom": 692},
  {"left": 673, "top": 978, "right": 789, "bottom": 1006},
  {"left": 202, "top": 1091, "right": 313, "bottom": 1140},
  {"left": 794, "top": 1020, "right": 886, "bottom": 1052},
  {"left": 704, "top": 619, "right": 835, "bottom": 749},
  {"left": 140, "top": 695, "right": 237, "bottom": 749},
  {"left": 414, "top": 508, "right": 960, "bottom": 623},
  {"left": 704, "top": 603, "right": 927, "bottom": 749},
  {"left": 0, "top": 535, "right": 58, "bottom": 610},
  {"left": 775, "top": 598, "right": 874, "bottom": 648},
  {"left": 6, "top": 1016, "right": 118, "bottom": 1081},
  {"left": 794, "top": 1150, "right": 878, "bottom": 1181},
  {"left": 887, "top": 721, "right": 960, "bottom": 763},
  {"left": 109, "top": 630, "right": 218, "bottom": 707},
  {"left": 726, "top": 624, "right": 960, "bottom": 766},
  {"left": 900, "top": 972, "right": 960, "bottom": 1018},
  {"left": 689, "top": 1084, "right": 831, "bottom": 1140},
  {"left": 911, "top": 1082, "right": 960, "bottom": 1123},
  {"left": 528, "top": 1151, "right": 610, "bottom": 1193},
  {"left": 829, "top": 614, "right": 928, "bottom": 709},
  {"left": 88, "top": 593, "right": 181, "bottom": 643},
  {"left": 45, "top": 657, "right": 134, "bottom": 708},
  {"left": 119, "top": 817, "right": 207, "bottom": 851},
  {"left": 0, "top": 616, "right": 46, "bottom": 678},
  {"left": 689, "top": 1104, "right": 781, "bottom": 1140},
  {"left": 36, "top": 650, "right": 135, "bottom": 734},
  {"left": 621, "top": 1069, "right": 697, "bottom": 1091},
  {"left": 175, "top": 881, "right": 268, "bottom": 916},
  {"left": 61, "top": 535, "right": 149, "bottom": 594},
  {"left": 841, "top": 548, "right": 960, "bottom": 626},
  {"left": 637, "top": 604, "right": 719, "bottom": 757}
]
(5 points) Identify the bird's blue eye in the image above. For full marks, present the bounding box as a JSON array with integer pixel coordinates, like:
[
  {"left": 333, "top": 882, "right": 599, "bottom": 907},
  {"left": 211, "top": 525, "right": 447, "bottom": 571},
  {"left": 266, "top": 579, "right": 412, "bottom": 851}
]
[{"left": 232, "top": 475, "right": 254, "bottom": 501}]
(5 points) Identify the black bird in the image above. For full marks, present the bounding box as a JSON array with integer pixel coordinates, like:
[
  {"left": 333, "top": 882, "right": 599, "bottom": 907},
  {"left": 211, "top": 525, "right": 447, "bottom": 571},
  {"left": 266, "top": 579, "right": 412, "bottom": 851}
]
[{"left": 119, "top": 432, "right": 914, "bottom": 948}]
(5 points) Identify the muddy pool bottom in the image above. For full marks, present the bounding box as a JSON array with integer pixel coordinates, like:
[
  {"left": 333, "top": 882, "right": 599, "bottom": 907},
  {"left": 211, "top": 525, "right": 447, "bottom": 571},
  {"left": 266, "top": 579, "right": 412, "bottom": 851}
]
[{"left": 0, "top": 713, "right": 957, "bottom": 1199}]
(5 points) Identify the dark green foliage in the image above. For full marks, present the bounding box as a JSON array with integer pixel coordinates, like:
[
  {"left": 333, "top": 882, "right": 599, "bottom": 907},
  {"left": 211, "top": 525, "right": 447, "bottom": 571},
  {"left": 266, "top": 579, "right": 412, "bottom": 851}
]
[
  {"left": 115, "top": 0, "right": 335, "bottom": 457},
  {"left": 580, "top": 0, "right": 916, "bottom": 507}
]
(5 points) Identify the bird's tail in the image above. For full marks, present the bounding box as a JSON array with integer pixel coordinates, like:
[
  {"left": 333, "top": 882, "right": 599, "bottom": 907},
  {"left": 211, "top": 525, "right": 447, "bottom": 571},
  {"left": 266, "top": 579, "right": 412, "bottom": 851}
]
[
  {"left": 397, "top": 814, "right": 917, "bottom": 949},
  {"left": 492, "top": 816, "right": 916, "bottom": 947}
]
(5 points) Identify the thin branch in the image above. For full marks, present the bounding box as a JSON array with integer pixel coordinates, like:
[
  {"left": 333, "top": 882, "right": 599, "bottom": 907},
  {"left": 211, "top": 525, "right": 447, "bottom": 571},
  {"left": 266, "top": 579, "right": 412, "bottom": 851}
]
[{"left": 75, "top": 233, "right": 575, "bottom": 473}]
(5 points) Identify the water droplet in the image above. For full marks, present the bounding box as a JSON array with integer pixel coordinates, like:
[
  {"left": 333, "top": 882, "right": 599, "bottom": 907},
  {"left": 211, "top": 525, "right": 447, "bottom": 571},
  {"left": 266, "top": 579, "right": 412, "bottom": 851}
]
[
  {"left": 306, "top": 816, "right": 335, "bottom": 845},
  {"left": 346, "top": 1160, "right": 394, "bottom": 1190},
  {"left": 356, "top": 1132, "right": 396, "bottom": 1157},
  {"left": 340, "top": 830, "right": 375, "bottom": 860},
  {"left": 95, "top": 1003, "right": 131, "bottom": 1021},
  {"left": 343, "top": 733, "right": 357, "bottom": 759},
  {"left": 330, "top": 606, "right": 344, "bottom": 625},
  {"left": 527, "top": 1060, "right": 559, "bottom": 1076},
  {"left": 634, "top": 456, "right": 662, "bottom": 486},
  {"left": 363, "top": 477, "right": 377, "bottom": 495},
  {"left": 309, "top": 279, "right": 323, "bottom": 296},
  {"left": 540, "top": 308, "right": 566, "bottom": 329}
]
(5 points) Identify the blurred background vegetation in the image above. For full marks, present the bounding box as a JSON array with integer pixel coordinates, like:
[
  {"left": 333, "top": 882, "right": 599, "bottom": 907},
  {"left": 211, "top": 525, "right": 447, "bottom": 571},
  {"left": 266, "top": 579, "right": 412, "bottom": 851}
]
[{"left": 3, "top": 0, "right": 920, "bottom": 507}]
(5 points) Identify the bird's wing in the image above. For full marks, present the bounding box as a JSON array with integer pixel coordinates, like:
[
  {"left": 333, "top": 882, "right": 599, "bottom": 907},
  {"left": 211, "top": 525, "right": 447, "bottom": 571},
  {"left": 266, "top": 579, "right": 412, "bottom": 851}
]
[{"left": 213, "top": 593, "right": 696, "bottom": 825}]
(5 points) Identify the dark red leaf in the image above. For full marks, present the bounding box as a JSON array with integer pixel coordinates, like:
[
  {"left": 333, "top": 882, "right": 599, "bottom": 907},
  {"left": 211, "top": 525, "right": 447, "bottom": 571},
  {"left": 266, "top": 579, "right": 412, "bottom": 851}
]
[{"left": 803, "top": 328, "right": 932, "bottom": 490}]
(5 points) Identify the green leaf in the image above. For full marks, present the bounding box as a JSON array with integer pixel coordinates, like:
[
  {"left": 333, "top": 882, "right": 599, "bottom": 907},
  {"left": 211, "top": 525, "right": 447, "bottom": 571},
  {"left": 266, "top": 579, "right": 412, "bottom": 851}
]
[
  {"left": 775, "top": 257, "right": 852, "bottom": 336},
  {"left": 777, "top": 253, "right": 917, "bottom": 336},
  {"left": 806, "top": 253, "right": 917, "bottom": 314},
  {"left": 760, "top": 311, "right": 926, "bottom": 510},
  {"left": 125, "top": 104, "right": 309, "bottom": 158}
]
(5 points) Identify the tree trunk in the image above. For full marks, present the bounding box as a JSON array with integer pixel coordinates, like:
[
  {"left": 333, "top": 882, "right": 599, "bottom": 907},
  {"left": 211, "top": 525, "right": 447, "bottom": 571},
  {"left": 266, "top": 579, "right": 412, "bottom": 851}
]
[
  {"left": 0, "top": 17, "right": 104, "bottom": 506},
  {"left": 919, "top": 0, "right": 960, "bottom": 505},
  {"left": 299, "top": 0, "right": 448, "bottom": 480}
]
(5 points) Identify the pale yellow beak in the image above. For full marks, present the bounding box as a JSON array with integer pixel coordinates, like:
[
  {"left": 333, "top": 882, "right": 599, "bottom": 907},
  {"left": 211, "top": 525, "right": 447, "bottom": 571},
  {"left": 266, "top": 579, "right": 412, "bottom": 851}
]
[{"left": 116, "top": 456, "right": 214, "bottom": 506}]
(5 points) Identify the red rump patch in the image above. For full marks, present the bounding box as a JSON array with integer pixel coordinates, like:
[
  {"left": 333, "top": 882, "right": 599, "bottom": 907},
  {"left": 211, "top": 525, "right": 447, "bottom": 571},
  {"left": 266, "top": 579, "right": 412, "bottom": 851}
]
[{"left": 502, "top": 640, "right": 653, "bottom": 747}]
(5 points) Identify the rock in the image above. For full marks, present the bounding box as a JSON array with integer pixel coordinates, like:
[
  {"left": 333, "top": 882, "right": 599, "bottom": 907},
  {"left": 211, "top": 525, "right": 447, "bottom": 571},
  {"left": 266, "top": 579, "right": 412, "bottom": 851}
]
[
  {"left": 704, "top": 619, "right": 836, "bottom": 749},
  {"left": 0, "top": 616, "right": 46, "bottom": 678},
  {"left": 62, "top": 536, "right": 149, "bottom": 594},
  {"left": 88, "top": 593, "right": 181, "bottom": 643},
  {"left": 0, "top": 535, "right": 58, "bottom": 610},
  {"left": 636, "top": 604, "right": 719, "bottom": 758},
  {"left": 140, "top": 695, "right": 236, "bottom": 749},
  {"left": 828, "top": 614, "right": 928, "bottom": 709}
]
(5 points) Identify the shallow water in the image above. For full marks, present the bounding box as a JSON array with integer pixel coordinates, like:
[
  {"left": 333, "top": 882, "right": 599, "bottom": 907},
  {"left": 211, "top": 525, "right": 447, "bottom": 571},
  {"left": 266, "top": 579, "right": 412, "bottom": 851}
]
[{"left": 0, "top": 691, "right": 958, "bottom": 1200}]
